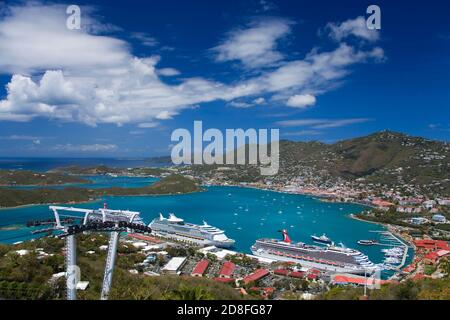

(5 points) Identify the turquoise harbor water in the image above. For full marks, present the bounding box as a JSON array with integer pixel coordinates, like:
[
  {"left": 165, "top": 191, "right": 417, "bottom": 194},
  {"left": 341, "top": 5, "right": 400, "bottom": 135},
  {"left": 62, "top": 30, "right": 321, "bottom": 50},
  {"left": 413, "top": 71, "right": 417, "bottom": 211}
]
[{"left": 0, "top": 175, "right": 414, "bottom": 278}]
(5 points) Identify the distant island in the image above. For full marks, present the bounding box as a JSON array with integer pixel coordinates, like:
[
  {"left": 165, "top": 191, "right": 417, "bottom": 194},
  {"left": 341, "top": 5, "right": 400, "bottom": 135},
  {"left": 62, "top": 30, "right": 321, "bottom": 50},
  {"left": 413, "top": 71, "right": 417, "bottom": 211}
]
[
  {"left": 0, "top": 169, "right": 90, "bottom": 187},
  {"left": 49, "top": 165, "right": 169, "bottom": 177},
  {"left": 0, "top": 174, "right": 201, "bottom": 208}
]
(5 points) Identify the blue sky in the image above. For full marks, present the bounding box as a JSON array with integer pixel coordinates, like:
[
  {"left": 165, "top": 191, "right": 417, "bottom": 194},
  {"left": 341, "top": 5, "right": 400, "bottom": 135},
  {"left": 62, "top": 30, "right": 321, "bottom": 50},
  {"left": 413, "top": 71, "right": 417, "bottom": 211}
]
[{"left": 0, "top": 0, "right": 449, "bottom": 157}]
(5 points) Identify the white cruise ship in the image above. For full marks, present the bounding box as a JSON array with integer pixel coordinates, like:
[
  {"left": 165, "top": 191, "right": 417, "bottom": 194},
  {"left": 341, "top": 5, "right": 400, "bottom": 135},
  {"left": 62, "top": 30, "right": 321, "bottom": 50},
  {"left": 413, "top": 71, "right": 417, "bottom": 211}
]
[
  {"left": 149, "top": 213, "right": 235, "bottom": 248},
  {"left": 251, "top": 230, "right": 378, "bottom": 275}
]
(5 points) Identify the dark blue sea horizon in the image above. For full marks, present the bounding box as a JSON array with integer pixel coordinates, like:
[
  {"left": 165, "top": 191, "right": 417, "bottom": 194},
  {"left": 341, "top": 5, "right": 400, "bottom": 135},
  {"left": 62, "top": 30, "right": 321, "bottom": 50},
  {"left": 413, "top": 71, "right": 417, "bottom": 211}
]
[{"left": 0, "top": 157, "right": 171, "bottom": 172}]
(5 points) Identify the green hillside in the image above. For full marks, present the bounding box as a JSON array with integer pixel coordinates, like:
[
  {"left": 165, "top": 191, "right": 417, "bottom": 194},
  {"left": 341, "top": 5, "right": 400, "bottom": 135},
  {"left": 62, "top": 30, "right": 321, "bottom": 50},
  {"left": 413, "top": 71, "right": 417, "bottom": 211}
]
[
  {"left": 0, "top": 170, "right": 89, "bottom": 186},
  {"left": 0, "top": 174, "right": 201, "bottom": 208},
  {"left": 191, "top": 131, "right": 449, "bottom": 196}
]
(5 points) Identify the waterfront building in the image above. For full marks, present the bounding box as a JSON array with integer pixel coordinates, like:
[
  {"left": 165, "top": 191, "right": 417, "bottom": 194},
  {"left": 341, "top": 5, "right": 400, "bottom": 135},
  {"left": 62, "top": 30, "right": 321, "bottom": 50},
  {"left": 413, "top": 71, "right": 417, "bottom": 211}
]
[
  {"left": 424, "top": 250, "right": 450, "bottom": 265},
  {"left": 414, "top": 240, "right": 450, "bottom": 251}
]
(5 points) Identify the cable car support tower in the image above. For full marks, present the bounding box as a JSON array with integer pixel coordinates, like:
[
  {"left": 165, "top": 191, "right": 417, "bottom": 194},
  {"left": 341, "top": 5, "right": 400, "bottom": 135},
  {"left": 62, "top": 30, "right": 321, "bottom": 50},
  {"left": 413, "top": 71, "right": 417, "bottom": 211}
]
[{"left": 49, "top": 204, "right": 151, "bottom": 300}]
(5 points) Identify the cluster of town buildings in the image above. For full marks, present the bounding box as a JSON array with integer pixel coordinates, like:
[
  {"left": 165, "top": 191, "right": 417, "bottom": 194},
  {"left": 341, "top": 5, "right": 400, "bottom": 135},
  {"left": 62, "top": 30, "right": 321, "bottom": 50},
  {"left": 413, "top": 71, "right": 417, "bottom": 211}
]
[
  {"left": 202, "top": 174, "right": 450, "bottom": 227},
  {"left": 121, "top": 232, "right": 449, "bottom": 299},
  {"left": 401, "top": 239, "right": 450, "bottom": 281}
]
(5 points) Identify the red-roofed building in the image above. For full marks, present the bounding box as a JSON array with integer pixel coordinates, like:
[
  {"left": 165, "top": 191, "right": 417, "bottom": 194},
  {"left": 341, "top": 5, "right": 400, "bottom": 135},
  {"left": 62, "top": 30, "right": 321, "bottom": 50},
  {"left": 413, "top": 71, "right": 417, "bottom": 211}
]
[
  {"left": 128, "top": 233, "right": 163, "bottom": 244},
  {"left": 243, "top": 269, "right": 270, "bottom": 285},
  {"left": 414, "top": 239, "right": 450, "bottom": 251},
  {"left": 191, "top": 259, "right": 209, "bottom": 277},
  {"left": 424, "top": 252, "right": 440, "bottom": 264},
  {"left": 289, "top": 271, "right": 305, "bottom": 278},
  {"left": 219, "top": 261, "right": 235, "bottom": 278},
  {"left": 247, "top": 287, "right": 274, "bottom": 299},
  {"left": 424, "top": 250, "right": 450, "bottom": 265},
  {"left": 273, "top": 268, "right": 290, "bottom": 276},
  {"left": 262, "top": 287, "right": 274, "bottom": 299},
  {"left": 372, "top": 199, "right": 394, "bottom": 210},
  {"left": 309, "top": 268, "right": 321, "bottom": 275},
  {"left": 307, "top": 273, "right": 318, "bottom": 281},
  {"left": 332, "top": 275, "right": 392, "bottom": 287},
  {"left": 436, "top": 250, "right": 450, "bottom": 257}
]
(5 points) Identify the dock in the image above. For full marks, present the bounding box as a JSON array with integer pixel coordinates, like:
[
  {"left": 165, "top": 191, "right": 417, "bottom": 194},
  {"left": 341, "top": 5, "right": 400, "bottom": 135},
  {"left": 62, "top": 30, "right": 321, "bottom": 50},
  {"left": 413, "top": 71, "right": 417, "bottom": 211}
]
[
  {"left": 369, "top": 230, "right": 410, "bottom": 270},
  {"left": 387, "top": 232, "right": 409, "bottom": 270}
]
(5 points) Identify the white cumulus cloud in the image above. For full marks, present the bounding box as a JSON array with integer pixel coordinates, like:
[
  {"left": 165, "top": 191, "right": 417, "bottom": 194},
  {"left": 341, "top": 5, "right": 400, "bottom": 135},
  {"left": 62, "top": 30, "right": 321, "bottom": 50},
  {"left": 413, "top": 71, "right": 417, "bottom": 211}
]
[
  {"left": 53, "top": 143, "right": 118, "bottom": 152},
  {"left": 157, "top": 68, "right": 181, "bottom": 76},
  {"left": 275, "top": 118, "right": 373, "bottom": 128},
  {"left": 0, "top": 2, "right": 384, "bottom": 127},
  {"left": 325, "top": 16, "right": 380, "bottom": 42},
  {"left": 286, "top": 94, "right": 316, "bottom": 108},
  {"left": 212, "top": 18, "right": 293, "bottom": 69}
]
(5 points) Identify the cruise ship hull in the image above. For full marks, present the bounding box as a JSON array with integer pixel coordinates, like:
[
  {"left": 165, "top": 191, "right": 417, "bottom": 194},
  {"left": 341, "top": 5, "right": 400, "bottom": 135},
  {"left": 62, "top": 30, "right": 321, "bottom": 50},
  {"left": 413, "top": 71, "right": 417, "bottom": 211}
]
[
  {"left": 251, "top": 248, "right": 371, "bottom": 275},
  {"left": 251, "top": 231, "right": 377, "bottom": 275},
  {"left": 149, "top": 214, "right": 235, "bottom": 249},
  {"left": 152, "top": 230, "right": 235, "bottom": 248}
]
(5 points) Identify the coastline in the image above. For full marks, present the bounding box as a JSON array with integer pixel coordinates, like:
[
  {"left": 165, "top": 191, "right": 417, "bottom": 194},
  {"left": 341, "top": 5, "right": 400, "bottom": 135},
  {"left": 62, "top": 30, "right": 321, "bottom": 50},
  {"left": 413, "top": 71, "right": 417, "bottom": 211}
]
[
  {"left": 348, "top": 213, "right": 414, "bottom": 248},
  {"left": 0, "top": 181, "right": 90, "bottom": 188},
  {"left": 0, "top": 199, "right": 97, "bottom": 211},
  {"left": 0, "top": 188, "right": 205, "bottom": 211},
  {"left": 348, "top": 213, "right": 385, "bottom": 226}
]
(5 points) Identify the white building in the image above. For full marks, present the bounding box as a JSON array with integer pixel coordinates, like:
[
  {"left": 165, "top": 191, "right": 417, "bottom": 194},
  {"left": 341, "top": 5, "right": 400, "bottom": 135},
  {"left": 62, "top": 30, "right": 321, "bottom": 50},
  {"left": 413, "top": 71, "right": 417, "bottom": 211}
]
[
  {"left": 198, "top": 246, "right": 275, "bottom": 264},
  {"left": 161, "top": 257, "right": 187, "bottom": 274},
  {"left": 423, "top": 200, "right": 436, "bottom": 210},
  {"left": 14, "top": 249, "right": 29, "bottom": 256},
  {"left": 432, "top": 214, "right": 446, "bottom": 223},
  {"left": 411, "top": 217, "right": 429, "bottom": 225},
  {"left": 131, "top": 241, "right": 148, "bottom": 248}
]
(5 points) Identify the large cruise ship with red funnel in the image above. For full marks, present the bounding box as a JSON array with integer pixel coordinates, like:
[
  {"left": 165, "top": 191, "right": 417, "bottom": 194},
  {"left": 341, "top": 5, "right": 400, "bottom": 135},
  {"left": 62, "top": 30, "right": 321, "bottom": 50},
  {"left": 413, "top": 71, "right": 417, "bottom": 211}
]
[{"left": 251, "top": 230, "right": 378, "bottom": 275}]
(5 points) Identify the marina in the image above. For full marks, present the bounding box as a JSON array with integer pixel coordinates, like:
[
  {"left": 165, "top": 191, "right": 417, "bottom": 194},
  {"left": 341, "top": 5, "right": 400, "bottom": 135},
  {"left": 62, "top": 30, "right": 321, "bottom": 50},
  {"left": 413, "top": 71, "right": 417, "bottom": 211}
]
[{"left": 369, "top": 230, "right": 410, "bottom": 271}]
